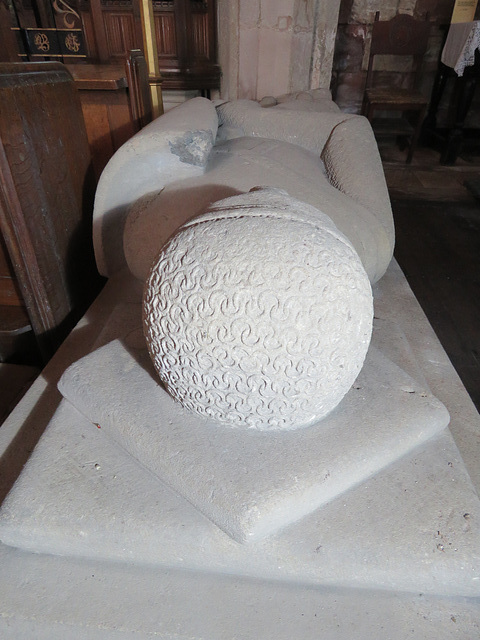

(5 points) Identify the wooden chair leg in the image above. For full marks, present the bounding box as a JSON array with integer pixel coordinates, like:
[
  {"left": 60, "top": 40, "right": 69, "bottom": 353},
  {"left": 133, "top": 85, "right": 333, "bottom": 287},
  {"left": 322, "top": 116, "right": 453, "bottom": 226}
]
[
  {"left": 407, "top": 104, "right": 427, "bottom": 164},
  {"left": 366, "top": 103, "right": 376, "bottom": 123},
  {"left": 361, "top": 95, "right": 368, "bottom": 116}
]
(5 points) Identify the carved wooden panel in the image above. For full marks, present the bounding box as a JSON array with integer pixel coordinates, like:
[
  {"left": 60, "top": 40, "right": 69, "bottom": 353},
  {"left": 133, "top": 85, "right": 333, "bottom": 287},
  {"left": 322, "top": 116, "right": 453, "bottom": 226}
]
[
  {"left": 0, "top": 0, "right": 220, "bottom": 89},
  {"left": 13, "top": 0, "right": 45, "bottom": 29},
  {"left": 103, "top": 11, "right": 138, "bottom": 59},
  {"left": 100, "top": 0, "right": 133, "bottom": 7},
  {"left": 191, "top": 11, "right": 209, "bottom": 60},
  {"left": 154, "top": 13, "right": 177, "bottom": 58},
  {"left": 51, "top": 0, "right": 84, "bottom": 30},
  {"left": 152, "top": 0, "right": 174, "bottom": 7},
  {"left": 0, "top": 234, "right": 23, "bottom": 307},
  {"left": 80, "top": 10, "right": 98, "bottom": 58},
  {"left": 0, "top": 62, "right": 101, "bottom": 360}
]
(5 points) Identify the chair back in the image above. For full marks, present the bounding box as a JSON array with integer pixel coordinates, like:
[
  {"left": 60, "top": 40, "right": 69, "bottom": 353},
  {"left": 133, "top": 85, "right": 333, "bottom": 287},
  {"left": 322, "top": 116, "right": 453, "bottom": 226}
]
[
  {"left": 366, "top": 12, "right": 431, "bottom": 88},
  {"left": 125, "top": 49, "right": 153, "bottom": 132}
]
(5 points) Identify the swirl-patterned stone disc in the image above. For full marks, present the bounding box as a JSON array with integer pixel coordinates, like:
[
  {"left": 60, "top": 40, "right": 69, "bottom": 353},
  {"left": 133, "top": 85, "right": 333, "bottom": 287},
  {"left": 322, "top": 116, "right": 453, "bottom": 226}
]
[{"left": 143, "top": 189, "right": 373, "bottom": 430}]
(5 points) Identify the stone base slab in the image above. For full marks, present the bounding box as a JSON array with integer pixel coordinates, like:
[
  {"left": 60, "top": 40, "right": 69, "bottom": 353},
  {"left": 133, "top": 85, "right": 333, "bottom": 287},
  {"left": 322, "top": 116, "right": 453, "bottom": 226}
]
[
  {"left": 55, "top": 334, "right": 449, "bottom": 543},
  {"left": 1, "top": 264, "right": 480, "bottom": 638},
  {"left": 0, "top": 397, "right": 478, "bottom": 596}
]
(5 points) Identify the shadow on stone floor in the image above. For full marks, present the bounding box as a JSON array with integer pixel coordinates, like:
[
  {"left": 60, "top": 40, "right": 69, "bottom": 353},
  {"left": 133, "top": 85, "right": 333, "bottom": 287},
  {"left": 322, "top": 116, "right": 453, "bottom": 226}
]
[{"left": 392, "top": 197, "right": 480, "bottom": 415}]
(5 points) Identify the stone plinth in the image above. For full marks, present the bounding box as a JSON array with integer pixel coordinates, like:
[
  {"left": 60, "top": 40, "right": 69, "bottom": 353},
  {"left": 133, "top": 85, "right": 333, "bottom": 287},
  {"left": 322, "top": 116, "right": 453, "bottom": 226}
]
[
  {"left": 0, "top": 264, "right": 479, "bottom": 637},
  {"left": 53, "top": 335, "right": 450, "bottom": 543}
]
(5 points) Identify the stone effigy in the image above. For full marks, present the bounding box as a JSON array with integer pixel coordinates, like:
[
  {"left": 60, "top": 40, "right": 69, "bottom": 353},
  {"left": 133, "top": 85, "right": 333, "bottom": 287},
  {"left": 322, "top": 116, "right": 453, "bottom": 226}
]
[
  {"left": 1, "top": 93, "right": 480, "bottom": 638},
  {"left": 93, "top": 92, "right": 394, "bottom": 284}
]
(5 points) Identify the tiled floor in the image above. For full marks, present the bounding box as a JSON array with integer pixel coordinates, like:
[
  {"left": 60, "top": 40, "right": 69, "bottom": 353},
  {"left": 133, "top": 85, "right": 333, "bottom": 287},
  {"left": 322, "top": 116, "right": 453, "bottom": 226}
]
[{"left": 379, "top": 137, "right": 480, "bottom": 202}]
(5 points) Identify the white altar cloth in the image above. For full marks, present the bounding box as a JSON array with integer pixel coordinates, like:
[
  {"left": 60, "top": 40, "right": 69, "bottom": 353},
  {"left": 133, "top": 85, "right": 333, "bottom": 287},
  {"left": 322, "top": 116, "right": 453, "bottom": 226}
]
[{"left": 441, "top": 20, "right": 480, "bottom": 75}]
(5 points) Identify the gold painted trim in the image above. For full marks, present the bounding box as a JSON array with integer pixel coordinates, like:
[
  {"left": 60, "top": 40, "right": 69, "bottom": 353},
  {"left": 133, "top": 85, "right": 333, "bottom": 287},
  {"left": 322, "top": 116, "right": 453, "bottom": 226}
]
[
  {"left": 12, "top": 27, "right": 82, "bottom": 31},
  {"left": 139, "top": 0, "right": 164, "bottom": 117},
  {"left": 29, "top": 54, "right": 87, "bottom": 57},
  {"left": 22, "top": 27, "right": 82, "bottom": 31}
]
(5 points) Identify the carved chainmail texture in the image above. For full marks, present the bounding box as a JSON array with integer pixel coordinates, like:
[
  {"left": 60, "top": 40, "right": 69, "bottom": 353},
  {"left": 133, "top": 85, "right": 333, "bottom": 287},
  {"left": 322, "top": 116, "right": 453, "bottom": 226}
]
[{"left": 144, "top": 203, "right": 373, "bottom": 431}]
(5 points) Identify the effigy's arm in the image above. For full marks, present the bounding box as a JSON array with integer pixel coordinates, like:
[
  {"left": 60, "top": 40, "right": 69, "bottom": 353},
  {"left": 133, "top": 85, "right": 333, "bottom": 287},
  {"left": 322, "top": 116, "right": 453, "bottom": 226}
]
[
  {"left": 93, "top": 97, "right": 218, "bottom": 277},
  {"left": 321, "top": 116, "right": 395, "bottom": 283}
]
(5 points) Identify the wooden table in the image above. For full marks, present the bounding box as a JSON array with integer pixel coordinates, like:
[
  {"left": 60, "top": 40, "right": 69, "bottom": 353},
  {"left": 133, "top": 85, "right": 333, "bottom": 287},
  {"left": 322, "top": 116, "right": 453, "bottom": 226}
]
[
  {"left": 67, "top": 64, "right": 136, "bottom": 179},
  {"left": 424, "top": 21, "right": 480, "bottom": 164}
]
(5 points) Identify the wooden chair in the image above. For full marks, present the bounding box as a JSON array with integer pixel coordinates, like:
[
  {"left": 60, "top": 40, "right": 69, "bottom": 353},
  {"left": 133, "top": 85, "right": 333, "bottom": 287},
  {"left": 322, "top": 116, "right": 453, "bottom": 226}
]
[
  {"left": 362, "top": 12, "right": 431, "bottom": 163},
  {"left": 125, "top": 49, "right": 154, "bottom": 133}
]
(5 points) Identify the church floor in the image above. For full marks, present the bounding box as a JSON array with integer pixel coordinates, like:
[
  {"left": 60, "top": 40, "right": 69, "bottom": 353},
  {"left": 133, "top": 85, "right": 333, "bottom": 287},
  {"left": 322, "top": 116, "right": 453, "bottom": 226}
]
[
  {"left": 380, "top": 137, "right": 480, "bottom": 203},
  {"left": 382, "top": 137, "right": 480, "bottom": 414},
  {"left": 0, "top": 363, "right": 39, "bottom": 425}
]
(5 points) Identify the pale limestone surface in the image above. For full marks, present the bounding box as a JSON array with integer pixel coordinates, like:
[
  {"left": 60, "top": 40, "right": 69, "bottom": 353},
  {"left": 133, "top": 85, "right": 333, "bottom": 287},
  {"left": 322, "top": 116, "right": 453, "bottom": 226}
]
[
  {"left": 0, "top": 394, "right": 476, "bottom": 597},
  {"left": 0, "top": 90, "right": 478, "bottom": 639},
  {"left": 124, "top": 134, "right": 393, "bottom": 283},
  {"left": 94, "top": 93, "right": 394, "bottom": 283},
  {"left": 215, "top": 97, "right": 353, "bottom": 148},
  {"left": 0, "top": 302, "right": 476, "bottom": 597},
  {"left": 54, "top": 336, "right": 450, "bottom": 543},
  {"left": 143, "top": 189, "right": 373, "bottom": 430},
  {"left": 93, "top": 97, "right": 218, "bottom": 276},
  {"left": 259, "top": 88, "right": 342, "bottom": 112},
  {"left": 215, "top": 98, "right": 394, "bottom": 258},
  {"left": 0, "top": 264, "right": 480, "bottom": 637}
]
